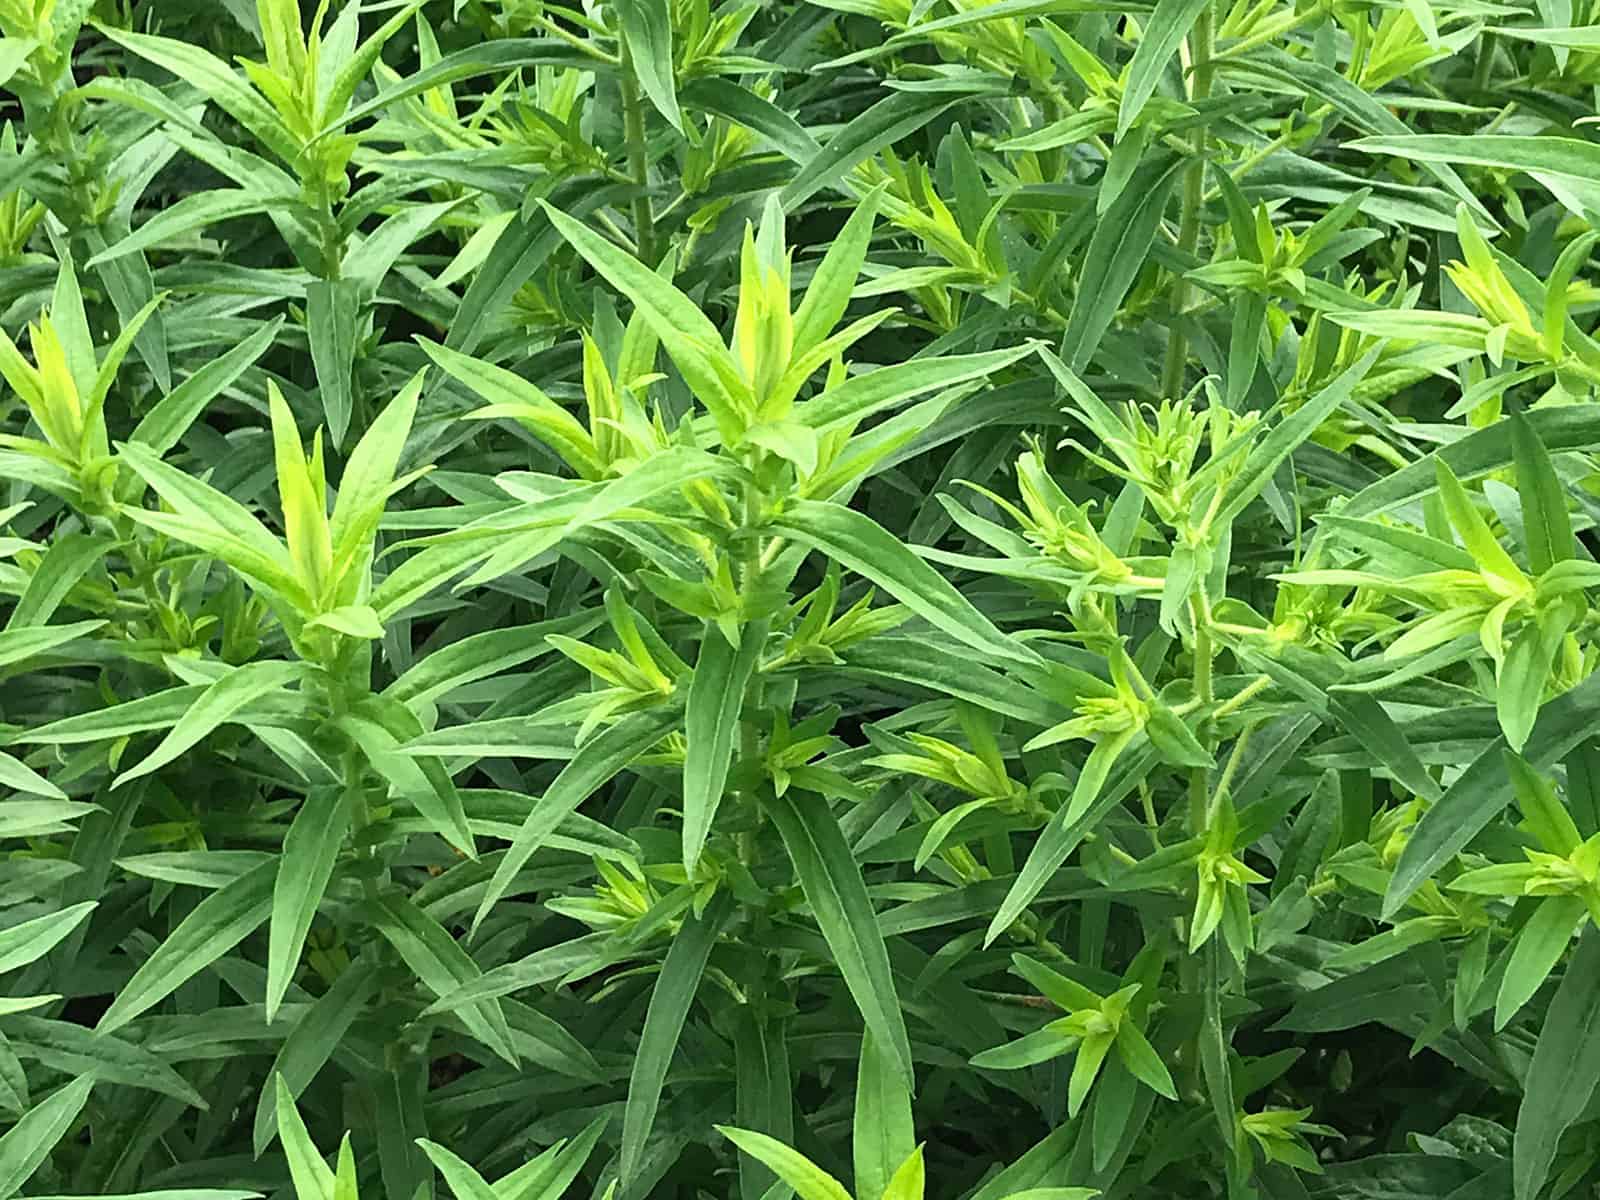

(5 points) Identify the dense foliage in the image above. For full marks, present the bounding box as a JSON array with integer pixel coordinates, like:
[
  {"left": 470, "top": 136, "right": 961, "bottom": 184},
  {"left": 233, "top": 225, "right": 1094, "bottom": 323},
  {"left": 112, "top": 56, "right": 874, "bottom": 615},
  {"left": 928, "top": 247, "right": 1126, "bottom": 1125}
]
[{"left": 5, "top": 0, "right": 1600, "bottom": 1198}]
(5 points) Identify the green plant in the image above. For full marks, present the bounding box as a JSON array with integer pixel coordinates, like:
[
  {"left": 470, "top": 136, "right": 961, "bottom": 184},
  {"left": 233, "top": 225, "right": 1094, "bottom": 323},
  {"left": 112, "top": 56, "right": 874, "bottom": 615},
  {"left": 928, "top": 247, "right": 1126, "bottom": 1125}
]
[{"left": 7, "top": 3, "right": 1600, "bottom": 1200}]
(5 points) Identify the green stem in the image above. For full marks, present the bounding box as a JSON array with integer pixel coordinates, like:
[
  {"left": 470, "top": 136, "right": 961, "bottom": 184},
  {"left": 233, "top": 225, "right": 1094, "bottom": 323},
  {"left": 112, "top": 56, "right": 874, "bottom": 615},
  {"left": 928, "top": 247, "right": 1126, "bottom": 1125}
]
[
  {"left": 736, "top": 458, "right": 766, "bottom": 865},
  {"left": 1188, "top": 594, "right": 1215, "bottom": 834},
  {"left": 1188, "top": 762, "right": 1210, "bottom": 836},
  {"left": 1208, "top": 5, "right": 1324, "bottom": 64},
  {"left": 328, "top": 680, "right": 383, "bottom": 899},
  {"left": 1212, "top": 674, "right": 1271, "bottom": 721},
  {"left": 1212, "top": 723, "right": 1253, "bottom": 807},
  {"left": 594, "top": 210, "right": 639, "bottom": 254},
  {"left": 1193, "top": 615, "right": 1214, "bottom": 710},
  {"left": 536, "top": 13, "right": 619, "bottom": 63},
  {"left": 619, "top": 42, "right": 658, "bottom": 267},
  {"left": 1140, "top": 780, "right": 1162, "bottom": 847},
  {"left": 1160, "top": 2, "right": 1217, "bottom": 402},
  {"left": 316, "top": 172, "right": 343, "bottom": 281}
]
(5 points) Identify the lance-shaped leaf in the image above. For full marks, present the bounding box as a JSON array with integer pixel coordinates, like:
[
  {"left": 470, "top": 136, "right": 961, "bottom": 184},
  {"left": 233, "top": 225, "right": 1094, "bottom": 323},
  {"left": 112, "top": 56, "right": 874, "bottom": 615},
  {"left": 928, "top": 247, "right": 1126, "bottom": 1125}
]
[
  {"left": 1515, "top": 927, "right": 1600, "bottom": 1199},
  {"left": 540, "top": 202, "right": 750, "bottom": 439},
  {"left": 96, "top": 860, "right": 277, "bottom": 1034},
  {"left": 718, "top": 1127, "right": 854, "bottom": 1200},
  {"left": 765, "top": 789, "right": 914, "bottom": 1088},
  {"left": 1117, "top": 0, "right": 1214, "bottom": 137},
  {"left": 118, "top": 442, "right": 309, "bottom": 610},
  {"left": 0, "top": 1075, "right": 95, "bottom": 1200},
  {"left": 328, "top": 370, "right": 426, "bottom": 584},
  {"left": 1384, "top": 669, "right": 1600, "bottom": 917},
  {"left": 855, "top": 1029, "right": 915, "bottom": 1200},
  {"left": 682, "top": 619, "right": 767, "bottom": 874},
  {"left": 366, "top": 895, "right": 517, "bottom": 1065},
  {"left": 620, "top": 894, "right": 732, "bottom": 1183},
  {"left": 0, "top": 903, "right": 95, "bottom": 975},
  {"left": 615, "top": 0, "right": 681, "bottom": 131},
  {"left": 266, "top": 786, "right": 349, "bottom": 1022},
  {"left": 114, "top": 661, "right": 305, "bottom": 787},
  {"left": 795, "top": 344, "right": 1037, "bottom": 435},
  {"left": 1510, "top": 411, "right": 1574, "bottom": 573},
  {"left": 769, "top": 500, "right": 1037, "bottom": 667},
  {"left": 470, "top": 705, "right": 682, "bottom": 933}
]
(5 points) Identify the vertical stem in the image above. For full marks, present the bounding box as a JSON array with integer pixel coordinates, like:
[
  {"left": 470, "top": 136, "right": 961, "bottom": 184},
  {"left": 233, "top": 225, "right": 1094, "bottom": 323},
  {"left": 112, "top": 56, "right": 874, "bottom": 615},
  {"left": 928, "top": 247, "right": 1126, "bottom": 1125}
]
[
  {"left": 1470, "top": 33, "right": 1494, "bottom": 92},
  {"left": 1193, "top": 620, "right": 1214, "bottom": 710},
  {"left": 1160, "top": 3, "right": 1217, "bottom": 401},
  {"left": 735, "top": 457, "right": 765, "bottom": 866},
  {"left": 620, "top": 41, "right": 658, "bottom": 267},
  {"left": 1188, "top": 596, "right": 1215, "bottom": 835},
  {"left": 319, "top": 191, "right": 343, "bottom": 281},
  {"left": 329, "top": 679, "right": 383, "bottom": 899},
  {"left": 1180, "top": 590, "right": 1216, "bottom": 1074}
]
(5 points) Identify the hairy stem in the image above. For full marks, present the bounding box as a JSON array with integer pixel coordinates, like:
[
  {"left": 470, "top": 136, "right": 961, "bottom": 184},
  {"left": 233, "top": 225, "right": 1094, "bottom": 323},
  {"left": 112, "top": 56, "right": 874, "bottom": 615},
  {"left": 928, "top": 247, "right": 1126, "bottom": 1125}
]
[
  {"left": 1160, "top": 3, "right": 1217, "bottom": 401},
  {"left": 736, "top": 457, "right": 766, "bottom": 865},
  {"left": 1189, "top": 595, "right": 1216, "bottom": 834}
]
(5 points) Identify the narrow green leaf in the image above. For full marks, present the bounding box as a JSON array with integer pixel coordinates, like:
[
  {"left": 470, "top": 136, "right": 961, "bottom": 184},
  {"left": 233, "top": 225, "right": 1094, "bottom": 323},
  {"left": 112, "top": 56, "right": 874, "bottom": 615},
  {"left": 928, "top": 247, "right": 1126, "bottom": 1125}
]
[
  {"left": 780, "top": 90, "right": 971, "bottom": 210},
  {"left": 0, "top": 38, "right": 38, "bottom": 90},
  {"left": 1214, "top": 347, "right": 1382, "bottom": 526},
  {"left": 115, "top": 662, "right": 304, "bottom": 787},
  {"left": 1113, "top": 1021, "right": 1176, "bottom": 1100},
  {"left": 0, "top": 620, "right": 105, "bottom": 669},
  {"left": 854, "top": 1030, "right": 915, "bottom": 1200},
  {"left": 1350, "top": 133, "right": 1600, "bottom": 191},
  {"left": 619, "top": 894, "right": 731, "bottom": 1183},
  {"left": 383, "top": 613, "right": 602, "bottom": 708},
  {"left": 0, "top": 1076, "right": 94, "bottom": 1200},
  {"left": 96, "top": 861, "right": 276, "bottom": 1034},
  {"left": 1117, "top": 0, "right": 1212, "bottom": 137},
  {"left": 341, "top": 700, "right": 477, "bottom": 858},
  {"left": 1343, "top": 407, "right": 1600, "bottom": 519},
  {"left": 471, "top": 705, "right": 681, "bottom": 932},
  {"left": 770, "top": 500, "right": 1036, "bottom": 666},
  {"left": 5, "top": 1015, "right": 205, "bottom": 1108},
  {"left": 540, "top": 203, "right": 746, "bottom": 433},
  {"left": 792, "top": 186, "right": 885, "bottom": 355},
  {"left": 254, "top": 959, "right": 379, "bottom": 1156},
  {"left": 765, "top": 789, "right": 914, "bottom": 1088},
  {"left": 366, "top": 894, "right": 517, "bottom": 1065},
  {"left": 307, "top": 279, "right": 361, "bottom": 447},
  {"left": 97, "top": 27, "right": 298, "bottom": 160},
  {"left": 6, "top": 535, "right": 110, "bottom": 631},
  {"left": 718, "top": 1127, "right": 854, "bottom": 1200},
  {"left": 988, "top": 746, "right": 1158, "bottom": 944},
  {"left": 1496, "top": 896, "right": 1585, "bottom": 1029},
  {"left": 266, "top": 787, "right": 349, "bottom": 1022},
  {"left": 126, "top": 318, "right": 281, "bottom": 461},
  {"left": 1384, "top": 670, "right": 1600, "bottom": 916},
  {"left": 1510, "top": 411, "right": 1574, "bottom": 573},
  {"left": 616, "top": 0, "right": 681, "bottom": 131},
  {"left": 797, "top": 345, "right": 1036, "bottom": 435},
  {"left": 682, "top": 620, "right": 766, "bottom": 874},
  {"left": 274, "top": 1074, "right": 336, "bottom": 1200},
  {"left": 0, "top": 902, "right": 94, "bottom": 974},
  {"left": 1060, "top": 154, "right": 1183, "bottom": 369},
  {"left": 416, "top": 1139, "right": 497, "bottom": 1200},
  {"left": 87, "top": 190, "right": 294, "bottom": 266},
  {"left": 328, "top": 40, "right": 601, "bottom": 135},
  {"left": 1514, "top": 926, "right": 1600, "bottom": 1200},
  {"left": 324, "top": 371, "right": 422, "bottom": 563},
  {"left": 0, "top": 751, "right": 66, "bottom": 801}
]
